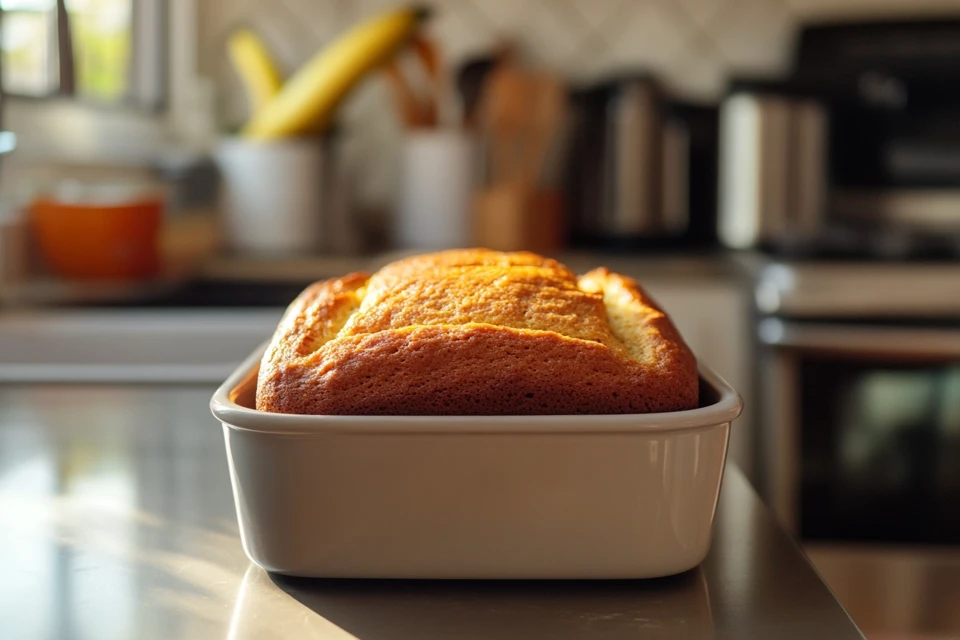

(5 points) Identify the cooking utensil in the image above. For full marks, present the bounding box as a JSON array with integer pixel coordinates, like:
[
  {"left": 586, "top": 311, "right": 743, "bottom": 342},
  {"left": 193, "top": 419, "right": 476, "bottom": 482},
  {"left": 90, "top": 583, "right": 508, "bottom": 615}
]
[
  {"left": 211, "top": 344, "right": 742, "bottom": 579},
  {"left": 473, "top": 185, "right": 563, "bottom": 254},
  {"left": 31, "top": 183, "right": 164, "bottom": 281},
  {"left": 481, "top": 63, "right": 530, "bottom": 184},
  {"left": 456, "top": 55, "right": 497, "bottom": 129},
  {"left": 474, "top": 62, "right": 568, "bottom": 252},
  {"left": 454, "top": 43, "right": 513, "bottom": 129},
  {"left": 526, "top": 73, "right": 566, "bottom": 187},
  {"left": 481, "top": 65, "right": 566, "bottom": 185},
  {"left": 383, "top": 34, "right": 443, "bottom": 129}
]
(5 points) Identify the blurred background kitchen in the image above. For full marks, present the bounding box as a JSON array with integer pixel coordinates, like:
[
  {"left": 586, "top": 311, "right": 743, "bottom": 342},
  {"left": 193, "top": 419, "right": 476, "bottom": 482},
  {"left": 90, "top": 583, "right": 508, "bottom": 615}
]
[{"left": 0, "top": 0, "right": 959, "bottom": 638}]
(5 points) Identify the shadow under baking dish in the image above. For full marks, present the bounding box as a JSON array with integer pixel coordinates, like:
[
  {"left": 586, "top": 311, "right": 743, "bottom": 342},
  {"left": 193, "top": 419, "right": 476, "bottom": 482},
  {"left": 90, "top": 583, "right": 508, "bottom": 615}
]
[{"left": 210, "top": 343, "right": 743, "bottom": 579}]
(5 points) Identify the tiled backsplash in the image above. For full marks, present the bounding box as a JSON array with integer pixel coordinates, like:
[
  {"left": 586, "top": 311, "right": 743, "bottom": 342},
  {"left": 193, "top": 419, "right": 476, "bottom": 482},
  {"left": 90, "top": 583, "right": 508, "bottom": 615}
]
[{"left": 198, "top": 0, "right": 960, "bottom": 210}]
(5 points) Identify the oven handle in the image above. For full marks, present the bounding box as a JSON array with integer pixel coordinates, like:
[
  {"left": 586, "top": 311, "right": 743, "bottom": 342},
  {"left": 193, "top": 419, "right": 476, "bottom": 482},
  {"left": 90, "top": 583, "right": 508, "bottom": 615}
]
[{"left": 759, "top": 318, "right": 960, "bottom": 357}]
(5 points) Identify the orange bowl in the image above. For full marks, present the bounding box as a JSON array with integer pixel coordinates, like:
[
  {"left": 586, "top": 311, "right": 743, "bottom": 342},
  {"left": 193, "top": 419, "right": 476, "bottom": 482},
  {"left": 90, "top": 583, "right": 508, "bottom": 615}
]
[{"left": 31, "top": 195, "right": 163, "bottom": 281}]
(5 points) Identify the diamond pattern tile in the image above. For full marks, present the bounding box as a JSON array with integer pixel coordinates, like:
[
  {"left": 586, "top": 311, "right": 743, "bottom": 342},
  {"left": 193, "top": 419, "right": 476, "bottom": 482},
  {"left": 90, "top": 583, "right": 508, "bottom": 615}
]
[
  {"left": 245, "top": 6, "right": 317, "bottom": 72},
  {"left": 603, "top": 1, "right": 692, "bottom": 72},
  {"left": 427, "top": 0, "right": 498, "bottom": 64},
  {"left": 676, "top": 0, "right": 734, "bottom": 29},
  {"left": 711, "top": 0, "right": 794, "bottom": 73},
  {"left": 273, "top": 0, "right": 344, "bottom": 47},
  {"left": 354, "top": 0, "right": 405, "bottom": 21},
  {"left": 199, "top": 0, "right": 960, "bottom": 207},
  {"left": 568, "top": 0, "right": 638, "bottom": 32},
  {"left": 469, "top": 0, "right": 539, "bottom": 31},
  {"left": 520, "top": 0, "right": 595, "bottom": 69}
]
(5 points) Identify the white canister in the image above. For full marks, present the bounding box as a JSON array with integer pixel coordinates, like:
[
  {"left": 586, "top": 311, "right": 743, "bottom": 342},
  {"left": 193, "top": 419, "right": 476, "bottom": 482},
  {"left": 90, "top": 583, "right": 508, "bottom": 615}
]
[
  {"left": 396, "top": 130, "right": 477, "bottom": 250},
  {"left": 216, "top": 137, "right": 356, "bottom": 255}
]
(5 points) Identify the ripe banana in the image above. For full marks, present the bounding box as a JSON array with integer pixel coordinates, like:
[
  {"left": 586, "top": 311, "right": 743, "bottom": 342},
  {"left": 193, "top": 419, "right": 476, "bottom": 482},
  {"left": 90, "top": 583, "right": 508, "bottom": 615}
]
[
  {"left": 227, "top": 28, "right": 283, "bottom": 117},
  {"left": 243, "top": 6, "right": 429, "bottom": 139}
]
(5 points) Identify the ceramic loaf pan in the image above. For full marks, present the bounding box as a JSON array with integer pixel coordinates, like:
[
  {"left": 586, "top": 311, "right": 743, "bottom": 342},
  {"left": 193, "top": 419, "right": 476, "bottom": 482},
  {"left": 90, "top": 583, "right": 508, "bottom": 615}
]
[{"left": 211, "top": 344, "right": 743, "bottom": 579}]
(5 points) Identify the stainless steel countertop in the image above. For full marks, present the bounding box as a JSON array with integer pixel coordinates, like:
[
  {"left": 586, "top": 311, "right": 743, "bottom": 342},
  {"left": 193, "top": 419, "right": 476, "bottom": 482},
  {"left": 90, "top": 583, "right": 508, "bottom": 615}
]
[{"left": 0, "top": 384, "right": 863, "bottom": 640}]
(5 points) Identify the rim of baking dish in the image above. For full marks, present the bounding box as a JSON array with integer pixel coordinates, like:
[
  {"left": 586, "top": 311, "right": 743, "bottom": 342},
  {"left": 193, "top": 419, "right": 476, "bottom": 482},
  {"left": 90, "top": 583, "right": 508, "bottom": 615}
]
[{"left": 210, "top": 342, "right": 743, "bottom": 434}]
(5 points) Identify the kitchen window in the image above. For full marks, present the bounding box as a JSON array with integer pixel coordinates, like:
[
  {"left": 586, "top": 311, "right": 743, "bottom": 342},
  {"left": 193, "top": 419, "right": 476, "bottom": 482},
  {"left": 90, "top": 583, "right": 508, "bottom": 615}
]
[{"left": 1, "top": 0, "right": 165, "bottom": 109}]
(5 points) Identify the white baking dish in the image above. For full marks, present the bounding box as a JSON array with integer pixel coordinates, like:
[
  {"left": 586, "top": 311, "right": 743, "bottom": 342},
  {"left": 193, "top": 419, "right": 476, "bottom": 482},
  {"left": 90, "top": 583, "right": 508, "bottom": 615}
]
[{"left": 211, "top": 345, "right": 742, "bottom": 579}]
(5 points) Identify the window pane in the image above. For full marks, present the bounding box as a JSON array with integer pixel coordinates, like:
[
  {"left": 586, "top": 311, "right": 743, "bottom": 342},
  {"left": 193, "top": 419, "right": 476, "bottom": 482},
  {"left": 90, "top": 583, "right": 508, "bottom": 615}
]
[
  {"left": 2, "top": 0, "right": 55, "bottom": 9},
  {"left": 1, "top": 9, "right": 57, "bottom": 96},
  {"left": 66, "top": 0, "right": 132, "bottom": 101},
  {"left": 1, "top": 0, "right": 137, "bottom": 102}
]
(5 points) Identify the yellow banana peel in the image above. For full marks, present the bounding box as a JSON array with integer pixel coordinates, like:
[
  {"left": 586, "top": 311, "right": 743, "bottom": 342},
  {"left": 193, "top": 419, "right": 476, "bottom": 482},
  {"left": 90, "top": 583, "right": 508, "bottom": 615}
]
[
  {"left": 227, "top": 28, "right": 283, "bottom": 117},
  {"left": 243, "top": 6, "right": 428, "bottom": 139}
]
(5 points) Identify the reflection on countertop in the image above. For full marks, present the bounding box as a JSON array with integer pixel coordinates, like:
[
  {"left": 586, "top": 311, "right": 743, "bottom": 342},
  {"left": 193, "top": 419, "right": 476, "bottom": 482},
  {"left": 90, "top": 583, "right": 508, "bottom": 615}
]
[{"left": 0, "top": 384, "right": 863, "bottom": 640}]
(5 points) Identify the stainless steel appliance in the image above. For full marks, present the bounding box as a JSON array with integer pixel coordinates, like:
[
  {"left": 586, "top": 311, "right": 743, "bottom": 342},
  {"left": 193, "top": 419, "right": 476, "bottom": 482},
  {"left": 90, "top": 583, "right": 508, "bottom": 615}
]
[
  {"left": 754, "top": 260, "right": 960, "bottom": 637},
  {"left": 566, "top": 76, "right": 718, "bottom": 249},
  {"left": 720, "top": 18, "right": 960, "bottom": 258},
  {"left": 719, "top": 88, "right": 827, "bottom": 251}
]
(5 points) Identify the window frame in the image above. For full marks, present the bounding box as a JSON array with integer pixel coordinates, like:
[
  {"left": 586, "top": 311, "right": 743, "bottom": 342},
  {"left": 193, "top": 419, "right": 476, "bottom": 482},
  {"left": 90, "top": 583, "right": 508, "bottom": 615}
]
[
  {"left": 0, "top": 0, "right": 204, "bottom": 167},
  {"left": 0, "top": 0, "right": 168, "bottom": 111}
]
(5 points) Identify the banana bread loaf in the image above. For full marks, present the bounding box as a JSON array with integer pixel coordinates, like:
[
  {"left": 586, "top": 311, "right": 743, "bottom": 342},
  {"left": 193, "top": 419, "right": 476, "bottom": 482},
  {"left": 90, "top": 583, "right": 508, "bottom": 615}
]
[{"left": 256, "top": 249, "right": 698, "bottom": 415}]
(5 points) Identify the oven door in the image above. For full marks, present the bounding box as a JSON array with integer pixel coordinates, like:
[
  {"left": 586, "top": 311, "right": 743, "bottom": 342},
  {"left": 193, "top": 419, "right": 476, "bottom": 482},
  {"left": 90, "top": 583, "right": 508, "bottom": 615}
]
[
  {"left": 759, "top": 319, "right": 960, "bottom": 535},
  {"left": 759, "top": 319, "right": 960, "bottom": 636}
]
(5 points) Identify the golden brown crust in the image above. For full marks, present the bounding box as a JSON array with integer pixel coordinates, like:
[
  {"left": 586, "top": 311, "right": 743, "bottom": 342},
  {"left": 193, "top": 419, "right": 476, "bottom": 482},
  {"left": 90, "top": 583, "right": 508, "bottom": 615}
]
[{"left": 256, "top": 249, "right": 698, "bottom": 415}]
